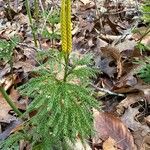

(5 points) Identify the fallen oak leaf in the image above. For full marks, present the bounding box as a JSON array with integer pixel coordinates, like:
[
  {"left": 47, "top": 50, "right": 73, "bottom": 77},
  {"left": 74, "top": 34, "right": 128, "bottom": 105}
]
[
  {"left": 93, "top": 109, "right": 137, "bottom": 150},
  {"left": 121, "top": 106, "right": 150, "bottom": 135},
  {"left": 10, "top": 87, "right": 26, "bottom": 110},
  {"left": 101, "top": 46, "right": 123, "bottom": 78}
]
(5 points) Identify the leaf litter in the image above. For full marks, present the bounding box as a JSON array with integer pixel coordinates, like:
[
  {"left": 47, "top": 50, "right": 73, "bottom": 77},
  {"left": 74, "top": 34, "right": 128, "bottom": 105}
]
[{"left": 0, "top": 0, "right": 150, "bottom": 149}]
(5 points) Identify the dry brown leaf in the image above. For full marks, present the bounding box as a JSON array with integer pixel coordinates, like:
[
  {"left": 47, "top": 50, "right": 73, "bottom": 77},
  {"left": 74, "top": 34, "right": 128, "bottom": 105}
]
[
  {"left": 101, "top": 46, "right": 123, "bottom": 78},
  {"left": 103, "top": 137, "right": 117, "bottom": 150},
  {"left": 140, "top": 134, "right": 150, "bottom": 150},
  {"left": 14, "top": 60, "right": 35, "bottom": 73},
  {"left": 0, "top": 64, "right": 11, "bottom": 79},
  {"left": 0, "top": 87, "right": 24, "bottom": 123},
  {"left": 145, "top": 115, "right": 150, "bottom": 126},
  {"left": 0, "top": 120, "right": 22, "bottom": 140},
  {"left": 67, "top": 138, "right": 92, "bottom": 150},
  {"left": 140, "top": 88, "right": 150, "bottom": 104},
  {"left": 1, "top": 74, "right": 17, "bottom": 90},
  {"left": 95, "top": 55, "right": 117, "bottom": 78},
  {"left": 115, "top": 40, "right": 136, "bottom": 53},
  {"left": 93, "top": 110, "right": 136, "bottom": 150},
  {"left": 79, "top": 0, "right": 91, "bottom": 5},
  {"left": 19, "top": 140, "right": 31, "bottom": 150},
  {"left": 132, "top": 27, "right": 150, "bottom": 47},
  {"left": 0, "top": 93, "right": 16, "bottom": 123},
  {"left": 96, "top": 38, "right": 108, "bottom": 48},
  {"left": 113, "top": 73, "right": 138, "bottom": 93},
  {"left": 10, "top": 87, "right": 26, "bottom": 110},
  {"left": 121, "top": 106, "right": 150, "bottom": 134},
  {"left": 133, "top": 131, "right": 150, "bottom": 150},
  {"left": 116, "top": 93, "right": 143, "bottom": 115},
  {"left": 141, "top": 36, "right": 150, "bottom": 47}
]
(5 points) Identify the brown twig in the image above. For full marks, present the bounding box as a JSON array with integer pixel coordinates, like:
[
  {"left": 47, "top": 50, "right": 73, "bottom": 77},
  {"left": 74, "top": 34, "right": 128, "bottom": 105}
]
[{"left": 90, "top": 83, "right": 125, "bottom": 97}]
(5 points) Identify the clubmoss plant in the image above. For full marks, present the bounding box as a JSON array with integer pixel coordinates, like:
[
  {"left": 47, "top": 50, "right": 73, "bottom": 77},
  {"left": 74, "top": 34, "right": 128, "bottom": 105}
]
[
  {"left": 0, "top": 36, "right": 20, "bottom": 84},
  {"left": 0, "top": 0, "right": 100, "bottom": 149},
  {"left": 141, "top": 0, "right": 150, "bottom": 24},
  {"left": 137, "top": 57, "right": 150, "bottom": 83},
  {"left": 0, "top": 37, "right": 22, "bottom": 117},
  {"left": 0, "top": 36, "right": 19, "bottom": 62}
]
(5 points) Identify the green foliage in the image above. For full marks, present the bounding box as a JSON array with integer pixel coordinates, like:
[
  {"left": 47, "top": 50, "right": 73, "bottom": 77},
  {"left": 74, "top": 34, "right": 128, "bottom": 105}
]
[
  {"left": 0, "top": 132, "right": 25, "bottom": 150},
  {"left": 136, "top": 42, "right": 150, "bottom": 53},
  {"left": 45, "top": 10, "right": 60, "bottom": 25},
  {"left": 135, "top": 0, "right": 150, "bottom": 83},
  {"left": 141, "top": 0, "right": 150, "bottom": 23},
  {"left": 0, "top": 51, "right": 100, "bottom": 149},
  {"left": 41, "top": 10, "right": 60, "bottom": 40},
  {"left": 42, "top": 28, "right": 60, "bottom": 40},
  {"left": 0, "top": 36, "right": 19, "bottom": 61},
  {"left": 137, "top": 57, "right": 150, "bottom": 83}
]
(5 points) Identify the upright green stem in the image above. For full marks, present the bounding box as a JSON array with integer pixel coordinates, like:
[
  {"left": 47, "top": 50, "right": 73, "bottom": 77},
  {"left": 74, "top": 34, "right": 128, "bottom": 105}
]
[
  {"left": 25, "top": 0, "right": 38, "bottom": 47},
  {"left": 9, "top": 54, "right": 15, "bottom": 85},
  {"left": 63, "top": 54, "right": 69, "bottom": 82},
  {"left": 34, "top": 0, "right": 39, "bottom": 22},
  {"left": 51, "top": 24, "right": 54, "bottom": 49},
  {"left": 0, "top": 86, "right": 22, "bottom": 116}
]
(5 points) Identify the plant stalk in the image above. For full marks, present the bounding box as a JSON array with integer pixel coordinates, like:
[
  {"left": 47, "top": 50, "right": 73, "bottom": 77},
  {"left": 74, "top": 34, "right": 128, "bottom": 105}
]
[
  {"left": 0, "top": 86, "right": 22, "bottom": 116},
  {"left": 25, "top": 0, "right": 38, "bottom": 47},
  {"left": 63, "top": 54, "right": 69, "bottom": 82},
  {"left": 34, "top": 0, "right": 39, "bottom": 22}
]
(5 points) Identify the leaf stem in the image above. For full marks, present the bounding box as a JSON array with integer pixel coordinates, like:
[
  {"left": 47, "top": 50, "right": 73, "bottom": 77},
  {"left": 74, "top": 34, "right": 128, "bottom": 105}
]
[{"left": 0, "top": 86, "right": 22, "bottom": 116}]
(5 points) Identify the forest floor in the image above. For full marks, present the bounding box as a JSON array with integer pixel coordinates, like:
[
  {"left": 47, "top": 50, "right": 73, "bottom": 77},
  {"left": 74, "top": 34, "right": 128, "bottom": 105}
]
[{"left": 0, "top": 0, "right": 150, "bottom": 150}]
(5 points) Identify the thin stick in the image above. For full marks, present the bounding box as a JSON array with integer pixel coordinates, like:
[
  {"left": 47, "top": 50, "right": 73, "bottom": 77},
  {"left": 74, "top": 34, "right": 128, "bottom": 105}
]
[
  {"left": 90, "top": 83, "right": 125, "bottom": 97},
  {"left": 0, "top": 86, "right": 22, "bottom": 116},
  {"left": 39, "top": 0, "right": 45, "bottom": 13}
]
